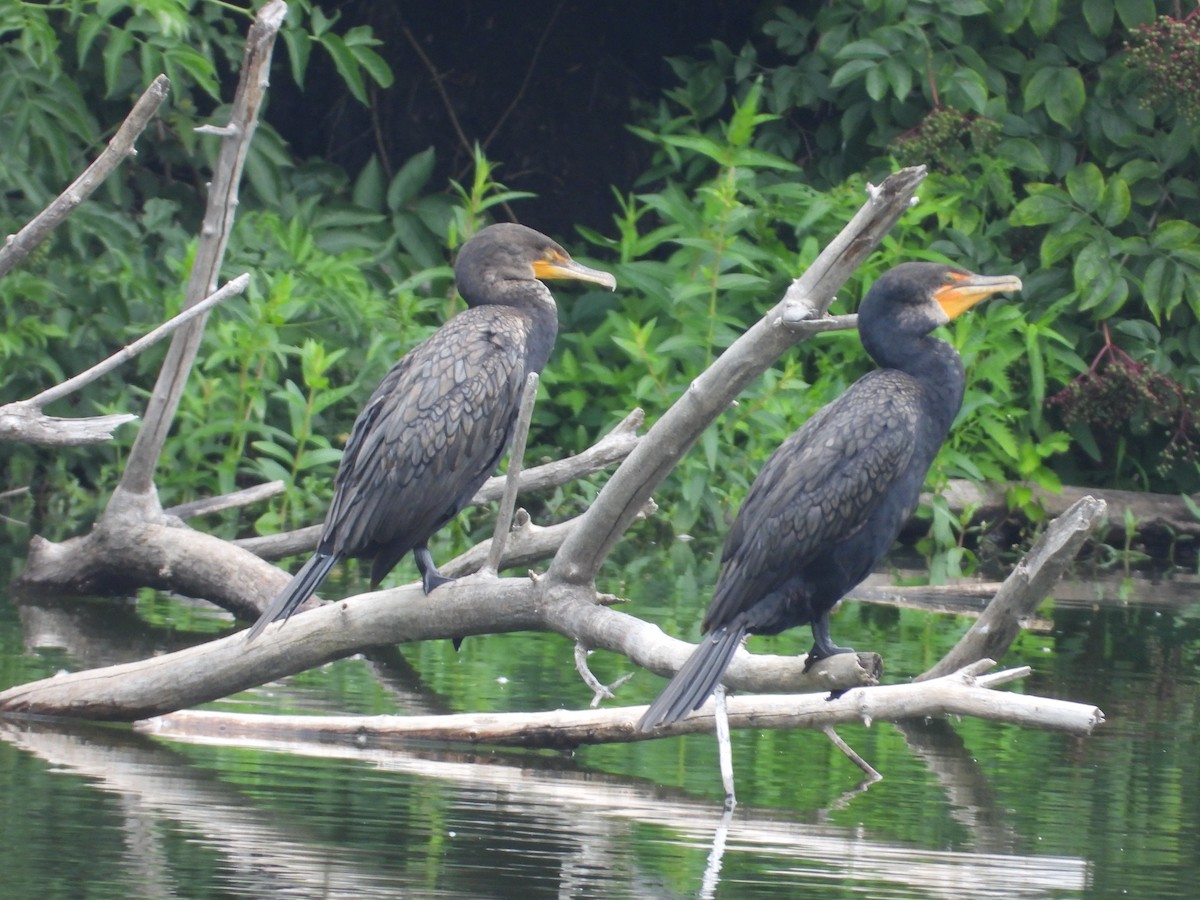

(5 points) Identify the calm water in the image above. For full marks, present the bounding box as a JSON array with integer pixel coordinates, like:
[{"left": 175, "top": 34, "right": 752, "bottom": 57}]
[{"left": 1, "top": 538, "right": 1198, "bottom": 899}]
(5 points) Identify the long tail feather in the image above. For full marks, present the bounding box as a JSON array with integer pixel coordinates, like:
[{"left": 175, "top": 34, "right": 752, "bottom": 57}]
[
  {"left": 638, "top": 624, "right": 747, "bottom": 731},
  {"left": 245, "top": 551, "right": 340, "bottom": 641}
]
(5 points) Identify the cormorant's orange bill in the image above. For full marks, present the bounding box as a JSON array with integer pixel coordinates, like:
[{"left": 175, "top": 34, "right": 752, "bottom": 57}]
[
  {"left": 935, "top": 271, "right": 1023, "bottom": 320},
  {"left": 532, "top": 253, "right": 617, "bottom": 290}
]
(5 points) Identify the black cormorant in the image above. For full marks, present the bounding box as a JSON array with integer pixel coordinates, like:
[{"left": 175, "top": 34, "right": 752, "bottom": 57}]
[
  {"left": 638, "top": 262, "right": 1022, "bottom": 730},
  {"left": 247, "top": 223, "right": 616, "bottom": 640}
]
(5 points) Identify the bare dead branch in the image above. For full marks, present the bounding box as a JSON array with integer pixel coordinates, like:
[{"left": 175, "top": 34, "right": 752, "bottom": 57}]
[
  {"left": 114, "top": 1, "right": 286, "bottom": 504},
  {"left": 486, "top": 373, "right": 539, "bottom": 574},
  {"left": 126, "top": 661, "right": 1102, "bottom": 749},
  {"left": 0, "top": 76, "right": 170, "bottom": 280},
  {"left": 32, "top": 274, "right": 251, "bottom": 411},
  {"left": 824, "top": 727, "right": 882, "bottom": 782},
  {"left": 165, "top": 479, "right": 286, "bottom": 520},
  {"left": 919, "top": 496, "right": 1107, "bottom": 681},
  {"left": 548, "top": 166, "right": 928, "bottom": 587},
  {"left": 0, "top": 274, "right": 252, "bottom": 447}
]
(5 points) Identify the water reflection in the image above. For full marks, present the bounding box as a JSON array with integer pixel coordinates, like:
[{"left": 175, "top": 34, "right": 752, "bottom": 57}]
[
  {"left": 0, "top": 713, "right": 1093, "bottom": 898},
  {"left": 2, "top": 559, "right": 1199, "bottom": 897}
]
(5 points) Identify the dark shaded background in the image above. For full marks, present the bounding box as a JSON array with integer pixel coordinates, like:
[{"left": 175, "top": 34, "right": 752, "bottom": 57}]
[{"left": 269, "top": 1, "right": 774, "bottom": 234}]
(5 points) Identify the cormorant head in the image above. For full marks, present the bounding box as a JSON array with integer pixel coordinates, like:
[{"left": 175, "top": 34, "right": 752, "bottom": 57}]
[
  {"left": 859, "top": 262, "right": 1022, "bottom": 343},
  {"left": 454, "top": 223, "right": 616, "bottom": 307}
]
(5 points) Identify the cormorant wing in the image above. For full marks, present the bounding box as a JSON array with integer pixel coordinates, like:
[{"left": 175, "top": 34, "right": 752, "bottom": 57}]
[
  {"left": 704, "top": 370, "right": 922, "bottom": 631},
  {"left": 320, "top": 308, "right": 528, "bottom": 559}
]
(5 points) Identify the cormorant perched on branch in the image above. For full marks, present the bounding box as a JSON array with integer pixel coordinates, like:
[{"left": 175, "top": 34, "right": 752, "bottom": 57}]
[
  {"left": 247, "top": 223, "right": 616, "bottom": 640},
  {"left": 639, "top": 262, "right": 1022, "bottom": 730}
]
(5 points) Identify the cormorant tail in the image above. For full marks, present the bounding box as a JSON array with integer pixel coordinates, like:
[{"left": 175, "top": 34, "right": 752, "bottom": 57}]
[
  {"left": 245, "top": 551, "right": 340, "bottom": 641},
  {"left": 638, "top": 624, "right": 748, "bottom": 731}
]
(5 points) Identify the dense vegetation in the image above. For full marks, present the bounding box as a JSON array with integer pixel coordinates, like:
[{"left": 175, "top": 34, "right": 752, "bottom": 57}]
[{"left": 1, "top": 1, "right": 1198, "bottom": 573}]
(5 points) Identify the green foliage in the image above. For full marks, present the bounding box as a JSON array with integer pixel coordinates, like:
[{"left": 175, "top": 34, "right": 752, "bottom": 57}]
[
  {"left": 0, "top": 1, "right": 405, "bottom": 536},
  {"left": 609, "top": 0, "right": 1200, "bottom": 517},
  {"left": 5, "top": 0, "right": 1200, "bottom": 569}
]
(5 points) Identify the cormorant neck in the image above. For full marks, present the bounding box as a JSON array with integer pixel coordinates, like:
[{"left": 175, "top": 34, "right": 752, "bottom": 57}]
[
  {"left": 862, "top": 329, "right": 965, "bottom": 433},
  {"left": 458, "top": 271, "right": 557, "bottom": 314}
]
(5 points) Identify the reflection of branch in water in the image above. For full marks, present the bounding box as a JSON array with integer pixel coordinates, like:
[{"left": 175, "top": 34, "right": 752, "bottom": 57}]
[
  {"left": 360, "top": 644, "right": 456, "bottom": 717},
  {"left": 0, "top": 721, "right": 408, "bottom": 897},
  {"left": 16, "top": 595, "right": 220, "bottom": 669},
  {"left": 127, "top": 720, "right": 1088, "bottom": 898},
  {"left": 894, "top": 717, "right": 1019, "bottom": 854},
  {"left": 700, "top": 805, "right": 733, "bottom": 900},
  {"left": 115, "top": 792, "right": 179, "bottom": 899},
  {"left": 817, "top": 726, "right": 884, "bottom": 815}
]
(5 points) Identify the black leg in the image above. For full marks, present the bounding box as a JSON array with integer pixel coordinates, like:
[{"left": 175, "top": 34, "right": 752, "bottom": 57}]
[
  {"left": 414, "top": 546, "right": 462, "bottom": 650},
  {"left": 414, "top": 546, "right": 454, "bottom": 595},
  {"left": 804, "top": 612, "right": 853, "bottom": 671}
]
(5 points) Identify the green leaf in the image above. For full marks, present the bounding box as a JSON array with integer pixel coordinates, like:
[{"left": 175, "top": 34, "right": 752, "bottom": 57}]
[
  {"left": 883, "top": 56, "right": 912, "bottom": 100},
  {"left": 1142, "top": 256, "right": 1167, "bottom": 322},
  {"left": 1152, "top": 221, "right": 1200, "bottom": 251},
  {"left": 352, "top": 155, "right": 385, "bottom": 210},
  {"left": 352, "top": 44, "right": 394, "bottom": 89},
  {"left": 727, "top": 78, "right": 762, "bottom": 147},
  {"left": 660, "top": 133, "right": 727, "bottom": 165},
  {"left": 282, "top": 27, "right": 311, "bottom": 88},
  {"left": 834, "top": 39, "right": 891, "bottom": 60},
  {"left": 1066, "top": 163, "right": 1104, "bottom": 213},
  {"left": 996, "top": 138, "right": 1049, "bottom": 174},
  {"left": 1081, "top": 0, "right": 1114, "bottom": 36},
  {"left": 979, "top": 415, "right": 1020, "bottom": 461},
  {"left": 950, "top": 69, "right": 988, "bottom": 114},
  {"left": 101, "top": 27, "right": 133, "bottom": 97},
  {"left": 76, "top": 11, "right": 109, "bottom": 65},
  {"left": 1023, "top": 66, "right": 1056, "bottom": 111},
  {"left": 387, "top": 146, "right": 436, "bottom": 209},
  {"left": 1044, "top": 68, "right": 1085, "bottom": 127},
  {"left": 730, "top": 147, "right": 800, "bottom": 171},
  {"left": 1029, "top": 0, "right": 1061, "bottom": 37},
  {"left": 865, "top": 66, "right": 888, "bottom": 102},
  {"left": 166, "top": 46, "right": 220, "bottom": 100},
  {"left": 320, "top": 33, "right": 367, "bottom": 105},
  {"left": 830, "top": 58, "right": 876, "bottom": 89},
  {"left": 1098, "top": 177, "right": 1131, "bottom": 228},
  {"left": 1010, "top": 188, "right": 1071, "bottom": 226},
  {"left": 1040, "top": 229, "right": 1087, "bottom": 267},
  {"left": 1114, "top": 0, "right": 1154, "bottom": 28},
  {"left": 1074, "top": 241, "right": 1115, "bottom": 304}
]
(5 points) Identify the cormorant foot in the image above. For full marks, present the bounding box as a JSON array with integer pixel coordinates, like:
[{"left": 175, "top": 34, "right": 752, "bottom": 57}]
[
  {"left": 422, "top": 570, "right": 455, "bottom": 595},
  {"left": 802, "top": 644, "right": 854, "bottom": 673}
]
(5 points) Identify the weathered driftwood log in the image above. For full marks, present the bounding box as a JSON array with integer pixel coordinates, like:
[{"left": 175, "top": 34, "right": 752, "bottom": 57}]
[
  {"left": 0, "top": 575, "right": 877, "bottom": 720},
  {"left": 0, "top": 274, "right": 250, "bottom": 447},
  {"left": 132, "top": 661, "right": 1102, "bottom": 750},
  {"left": 0, "top": 473, "right": 1102, "bottom": 723},
  {"left": 933, "top": 478, "right": 1200, "bottom": 544},
  {"left": 919, "top": 494, "right": 1106, "bottom": 680}
]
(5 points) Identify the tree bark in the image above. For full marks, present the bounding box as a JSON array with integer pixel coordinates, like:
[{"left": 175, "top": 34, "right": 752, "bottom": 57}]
[
  {"left": 113, "top": 0, "right": 286, "bottom": 504},
  {"left": 133, "top": 661, "right": 1102, "bottom": 750},
  {"left": 0, "top": 77, "right": 170, "bottom": 279},
  {"left": 918, "top": 495, "right": 1106, "bottom": 681},
  {"left": 935, "top": 478, "right": 1200, "bottom": 545}
]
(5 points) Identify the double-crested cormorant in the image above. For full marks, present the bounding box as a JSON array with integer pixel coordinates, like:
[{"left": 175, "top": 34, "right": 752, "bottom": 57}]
[
  {"left": 247, "top": 223, "right": 615, "bottom": 640},
  {"left": 639, "top": 262, "right": 1022, "bottom": 730}
]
